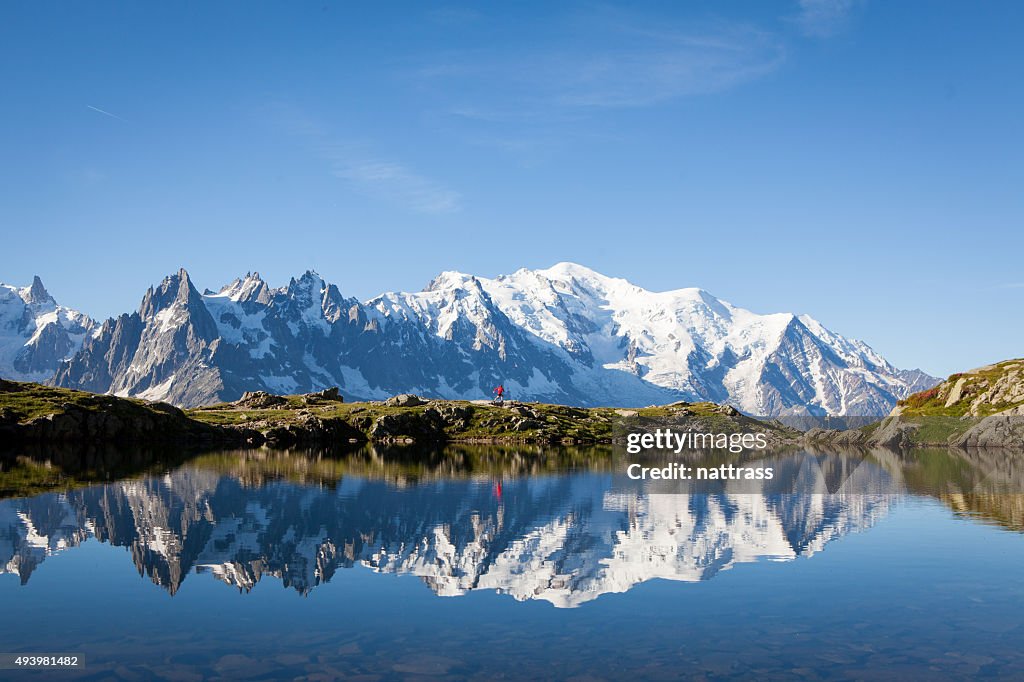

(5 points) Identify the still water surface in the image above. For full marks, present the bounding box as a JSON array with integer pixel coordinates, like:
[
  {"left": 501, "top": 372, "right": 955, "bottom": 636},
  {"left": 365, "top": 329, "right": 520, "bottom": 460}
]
[{"left": 2, "top": 446, "right": 1024, "bottom": 680}]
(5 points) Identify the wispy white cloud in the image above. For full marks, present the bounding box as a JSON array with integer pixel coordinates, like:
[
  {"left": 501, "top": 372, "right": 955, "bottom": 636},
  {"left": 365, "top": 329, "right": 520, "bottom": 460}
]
[
  {"left": 270, "top": 105, "right": 462, "bottom": 215},
  {"left": 792, "top": 0, "right": 860, "bottom": 38},
  {"left": 408, "top": 14, "right": 786, "bottom": 163},
  {"left": 334, "top": 161, "right": 461, "bottom": 214},
  {"left": 552, "top": 33, "right": 785, "bottom": 108},
  {"left": 413, "top": 14, "right": 786, "bottom": 113},
  {"left": 86, "top": 104, "right": 128, "bottom": 122}
]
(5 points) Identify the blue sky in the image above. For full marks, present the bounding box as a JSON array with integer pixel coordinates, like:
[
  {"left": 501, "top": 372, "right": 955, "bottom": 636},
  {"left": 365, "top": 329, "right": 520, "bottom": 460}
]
[{"left": 1, "top": 1, "right": 1021, "bottom": 376}]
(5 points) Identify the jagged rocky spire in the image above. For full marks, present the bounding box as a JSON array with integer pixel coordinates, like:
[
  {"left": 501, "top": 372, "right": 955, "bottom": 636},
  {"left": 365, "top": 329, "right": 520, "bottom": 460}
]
[{"left": 24, "top": 275, "right": 52, "bottom": 305}]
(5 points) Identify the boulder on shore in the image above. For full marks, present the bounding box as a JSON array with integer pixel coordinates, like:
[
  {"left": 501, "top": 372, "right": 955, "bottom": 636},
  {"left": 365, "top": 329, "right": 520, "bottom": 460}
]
[
  {"left": 385, "top": 394, "right": 427, "bottom": 408},
  {"left": 234, "top": 391, "right": 287, "bottom": 409},
  {"left": 302, "top": 387, "right": 343, "bottom": 404}
]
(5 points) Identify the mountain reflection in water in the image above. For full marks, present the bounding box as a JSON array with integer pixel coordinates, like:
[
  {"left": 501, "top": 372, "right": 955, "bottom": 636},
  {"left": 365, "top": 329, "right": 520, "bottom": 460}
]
[{"left": 1, "top": 446, "right": 1022, "bottom": 607}]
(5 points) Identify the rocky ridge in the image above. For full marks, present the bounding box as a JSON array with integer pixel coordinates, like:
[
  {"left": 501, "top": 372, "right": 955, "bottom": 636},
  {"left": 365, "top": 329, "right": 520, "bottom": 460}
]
[
  {"left": 805, "top": 359, "right": 1024, "bottom": 448},
  {"left": 0, "top": 379, "right": 247, "bottom": 448}
]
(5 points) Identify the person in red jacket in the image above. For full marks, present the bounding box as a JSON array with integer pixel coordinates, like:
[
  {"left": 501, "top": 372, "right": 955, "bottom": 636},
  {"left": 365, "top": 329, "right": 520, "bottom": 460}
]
[{"left": 492, "top": 384, "right": 505, "bottom": 404}]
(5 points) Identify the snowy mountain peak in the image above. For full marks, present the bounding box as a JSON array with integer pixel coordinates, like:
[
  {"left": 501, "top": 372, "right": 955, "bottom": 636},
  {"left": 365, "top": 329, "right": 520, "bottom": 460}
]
[
  {"left": 503, "top": 263, "right": 716, "bottom": 311},
  {"left": 0, "top": 278, "right": 96, "bottom": 382},
  {"left": 23, "top": 275, "right": 53, "bottom": 306},
  {"left": 424, "top": 270, "right": 475, "bottom": 292},
  {"left": 288, "top": 269, "right": 324, "bottom": 290},
  {"left": 25, "top": 263, "right": 938, "bottom": 414},
  {"left": 214, "top": 271, "right": 269, "bottom": 304},
  {"left": 537, "top": 261, "right": 616, "bottom": 284},
  {"left": 139, "top": 269, "right": 205, "bottom": 319}
]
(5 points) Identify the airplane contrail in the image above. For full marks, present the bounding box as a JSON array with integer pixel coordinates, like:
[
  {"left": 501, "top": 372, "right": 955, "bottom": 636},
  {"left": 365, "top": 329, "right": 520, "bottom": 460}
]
[{"left": 86, "top": 104, "right": 127, "bottom": 122}]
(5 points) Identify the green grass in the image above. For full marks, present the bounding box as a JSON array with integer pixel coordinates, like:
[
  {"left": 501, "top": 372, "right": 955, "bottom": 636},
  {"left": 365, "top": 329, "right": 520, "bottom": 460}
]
[
  {"left": 634, "top": 402, "right": 731, "bottom": 419},
  {"left": 859, "top": 420, "right": 882, "bottom": 436},
  {"left": 897, "top": 359, "right": 1024, "bottom": 417},
  {"left": 188, "top": 398, "right": 625, "bottom": 443},
  {"left": 906, "top": 416, "right": 974, "bottom": 444},
  {"left": 0, "top": 380, "right": 156, "bottom": 423}
]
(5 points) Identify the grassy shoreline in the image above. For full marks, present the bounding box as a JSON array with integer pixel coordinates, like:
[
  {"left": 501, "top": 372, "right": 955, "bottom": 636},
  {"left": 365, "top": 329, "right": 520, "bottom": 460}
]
[{"left": 1, "top": 380, "right": 798, "bottom": 448}]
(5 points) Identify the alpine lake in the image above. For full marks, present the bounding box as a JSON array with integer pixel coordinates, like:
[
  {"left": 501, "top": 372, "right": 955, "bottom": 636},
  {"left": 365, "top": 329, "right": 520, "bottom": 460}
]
[{"left": 2, "top": 443, "right": 1024, "bottom": 680}]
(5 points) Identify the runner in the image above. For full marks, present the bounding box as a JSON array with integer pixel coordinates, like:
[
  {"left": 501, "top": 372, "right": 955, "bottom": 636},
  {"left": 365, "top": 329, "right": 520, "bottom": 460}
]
[{"left": 492, "top": 384, "right": 505, "bottom": 405}]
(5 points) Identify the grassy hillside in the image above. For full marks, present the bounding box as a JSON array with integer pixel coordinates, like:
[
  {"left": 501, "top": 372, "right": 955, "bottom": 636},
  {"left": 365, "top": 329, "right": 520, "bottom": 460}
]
[
  {"left": 0, "top": 380, "right": 157, "bottom": 422},
  {"left": 0, "top": 378, "right": 241, "bottom": 447},
  {"left": 806, "top": 359, "right": 1024, "bottom": 448},
  {"left": 896, "top": 359, "right": 1024, "bottom": 418}
]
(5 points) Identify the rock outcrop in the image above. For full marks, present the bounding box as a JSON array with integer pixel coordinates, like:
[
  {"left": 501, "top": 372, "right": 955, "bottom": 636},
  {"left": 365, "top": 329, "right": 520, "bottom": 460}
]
[
  {"left": 0, "top": 379, "right": 246, "bottom": 447},
  {"left": 951, "top": 414, "right": 1024, "bottom": 448},
  {"left": 805, "top": 359, "right": 1024, "bottom": 448},
  {"left": 384, "top": 393, "right": 427, "bottom": 408},
  {"left": 234, "top": 391, "right": 288, "bottom": 409},
  {"left": 896, "top": 359, "right": 1024, "bottom": 418}
]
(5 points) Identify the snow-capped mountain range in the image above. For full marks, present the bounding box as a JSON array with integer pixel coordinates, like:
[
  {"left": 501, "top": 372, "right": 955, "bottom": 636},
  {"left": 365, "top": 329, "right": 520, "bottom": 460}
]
[
  {"left": 0, "top": 455, "right": 897, "bottom": 606},
  {"left": 0, "top": 264, "right": 937, "bottom": 415},
  {"left": 0, "top": 277, "right": 95, "bottom": 383}
]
